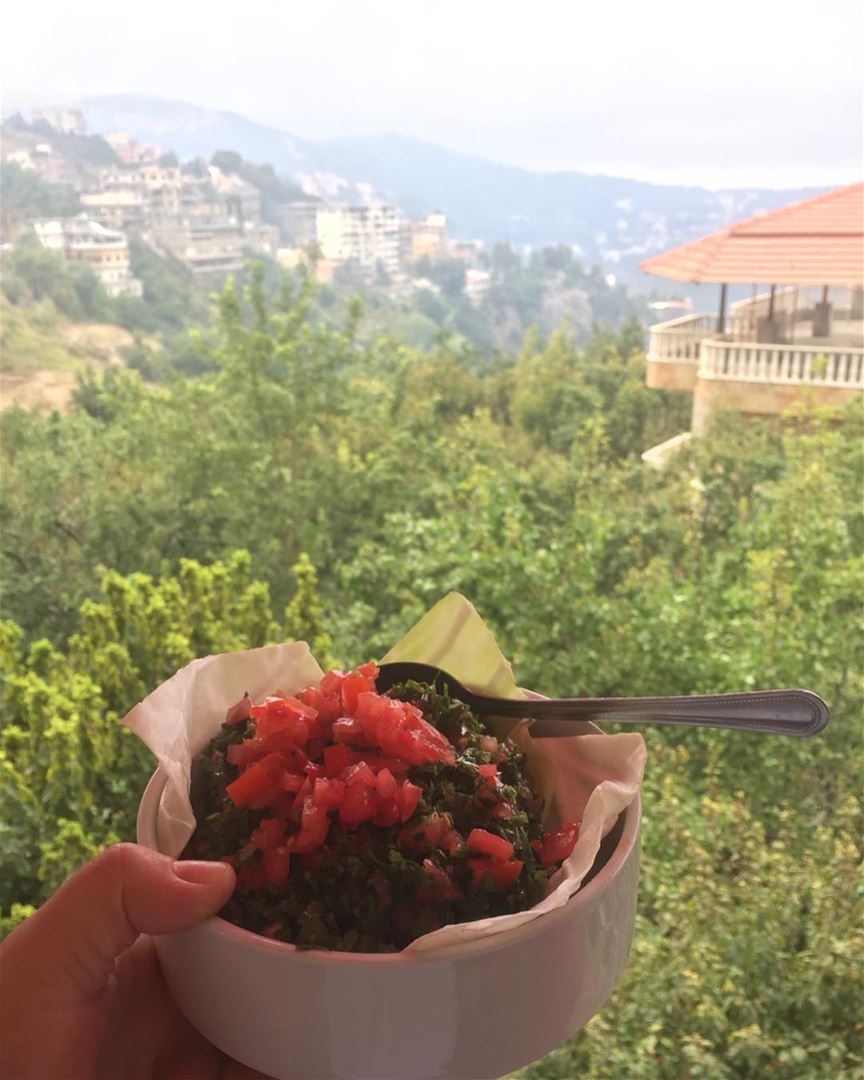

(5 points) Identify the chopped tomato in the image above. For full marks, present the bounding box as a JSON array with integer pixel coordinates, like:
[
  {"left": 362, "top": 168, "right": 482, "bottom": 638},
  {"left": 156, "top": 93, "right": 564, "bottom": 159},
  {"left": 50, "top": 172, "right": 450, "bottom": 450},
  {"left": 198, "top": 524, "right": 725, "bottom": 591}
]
[
  {"left": 249, "top": 817, "right": 286, "bottom": 851},
  {"left": 375, "top": 767, "right": 397, "bottom": 799},
  {"left": 332, "top": 717, "right": 366, "bottom": 744},
  {"left": 339, "top": 783, "right": 376, "bottom": 828},
  {"left": 323, "top": 743, "right": 356, "bottom": 777},
  {"left": 477, "top": 763, "right": 498, "bottom": 779},
  {"left": 467, "top": 828, "right": 515, "bottom": 861},
  {"left": 319, "top": 669, "right": 346, "bottom": 696},
  {"left": 262, "top": 846, "right": 291, "bottom": 887},
  {"left": 395, "top": 779, "right": 422, "bottom": 822},
  {"left": 341, "top": 672, "right": 376, "bottom": 713},
  {"left": 287, "top": 798, "right": 330, "bottom": 853},
  {"left": 312, "top": 777, "right": 346, "bottom": 810},
  {"left": 300, "top": 686, "right": 341, "bottom": 724},
  {"left": 343, "top": 760, "right": 377, "bottom": 787},
  {"left": 225, "top": 694, "right": 252, "bottom": 725},
  {"left": 533, "top": 822, "right": 580, "bottom": 868},
  {"left": 468, "top": 858, "right": 524, "bottom": 892},
  {"left": 226, "top": 757, "right": 283, "bottom": 808},
  {"left": 253, "top": 695, "right": 318, "bottom": 738}
]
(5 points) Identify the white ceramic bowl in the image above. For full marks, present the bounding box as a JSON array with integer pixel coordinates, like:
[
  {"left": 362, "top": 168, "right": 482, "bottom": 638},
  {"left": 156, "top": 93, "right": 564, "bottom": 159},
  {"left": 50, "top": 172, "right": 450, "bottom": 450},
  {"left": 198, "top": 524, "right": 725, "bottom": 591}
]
[{"left": 138, "top": 764, "right": 640, "bottom": 1080}]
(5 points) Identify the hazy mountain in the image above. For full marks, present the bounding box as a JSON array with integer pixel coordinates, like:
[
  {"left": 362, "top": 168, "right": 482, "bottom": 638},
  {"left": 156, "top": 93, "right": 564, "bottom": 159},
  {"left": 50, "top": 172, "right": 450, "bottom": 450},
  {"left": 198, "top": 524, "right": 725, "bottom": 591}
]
[{"left": 81, "top": 94, "right": 824, "bottom": 289}]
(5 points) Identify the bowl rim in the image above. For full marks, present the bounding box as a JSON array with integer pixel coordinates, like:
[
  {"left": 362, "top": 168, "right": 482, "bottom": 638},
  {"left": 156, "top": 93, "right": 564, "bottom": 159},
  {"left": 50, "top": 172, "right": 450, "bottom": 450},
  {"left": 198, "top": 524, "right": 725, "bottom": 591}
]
[{"left": 139, "top": 762, "right": 641, "bottom": 965}]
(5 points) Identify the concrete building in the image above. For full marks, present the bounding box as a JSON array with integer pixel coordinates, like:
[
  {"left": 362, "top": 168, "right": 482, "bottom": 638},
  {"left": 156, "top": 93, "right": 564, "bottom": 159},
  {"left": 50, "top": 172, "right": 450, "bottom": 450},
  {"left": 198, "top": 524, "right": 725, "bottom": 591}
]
[
  {"left": 315, "top": 203, "right": 400, "bottom": 275},
  {"left": 33, "top": 215, "right": 143, "bottom": 297},
  {"left": 465, "top": 268, "right": 491, "bottom": 306},
  {"left": 410, "top": 211, "right": 447, "bottom": 260},
  {"left": 103, "top": 132, "right": 160, "bottom": 165},
  {"left": 80, "top": 188, "right": 146, "bottom": 229},
  {"left": 273, "top": 202, "right": 319, "bottom": 246}
]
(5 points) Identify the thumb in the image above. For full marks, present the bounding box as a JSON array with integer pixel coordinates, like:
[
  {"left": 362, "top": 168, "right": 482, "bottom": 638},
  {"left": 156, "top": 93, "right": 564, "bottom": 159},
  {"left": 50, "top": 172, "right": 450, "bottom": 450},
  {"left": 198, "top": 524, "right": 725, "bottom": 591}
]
[{"left": 3, "top": 843, "right": 235, "bottom": 1001}]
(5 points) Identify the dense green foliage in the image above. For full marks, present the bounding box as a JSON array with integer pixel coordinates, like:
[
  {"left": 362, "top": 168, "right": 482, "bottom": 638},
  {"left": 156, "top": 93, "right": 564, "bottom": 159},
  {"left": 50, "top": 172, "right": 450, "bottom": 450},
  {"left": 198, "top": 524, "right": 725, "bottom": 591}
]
[
  {"left": 0, "top": 268, "right": 861, "bottom": 1077},
  {"left": 0, "top": 162, "right": 80, "bottom": 235},
  {"left": 314, "top": 242, "right": 646, "bottom": 354},
  {"left": 0, "top": 238, "right": 210, "bottom": 343}
]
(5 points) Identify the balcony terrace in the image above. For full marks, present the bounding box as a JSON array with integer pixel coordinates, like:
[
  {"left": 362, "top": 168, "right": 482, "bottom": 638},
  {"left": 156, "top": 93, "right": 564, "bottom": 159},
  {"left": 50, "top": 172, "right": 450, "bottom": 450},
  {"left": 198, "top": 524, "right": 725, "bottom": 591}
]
[{"left": 641, "top": 184, "right": 863, "bottom": 439}]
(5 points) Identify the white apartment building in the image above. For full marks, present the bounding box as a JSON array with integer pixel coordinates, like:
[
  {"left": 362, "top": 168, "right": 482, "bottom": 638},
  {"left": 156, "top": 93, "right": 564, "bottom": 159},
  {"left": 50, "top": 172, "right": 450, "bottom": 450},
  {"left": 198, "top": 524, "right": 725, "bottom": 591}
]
[
  {"left": 316, "top": 204, "right": 400, "bottom": 275},
  {"left": 465, "top": 268, "right": 491, "bottom": 306}
]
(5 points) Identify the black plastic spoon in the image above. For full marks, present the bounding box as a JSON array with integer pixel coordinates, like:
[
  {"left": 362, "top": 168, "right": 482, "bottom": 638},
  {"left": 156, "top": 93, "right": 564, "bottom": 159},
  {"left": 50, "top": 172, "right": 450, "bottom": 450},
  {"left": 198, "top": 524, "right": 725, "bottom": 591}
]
[{"left": 375, "top": 661, "right": 830, "bottom": 737}]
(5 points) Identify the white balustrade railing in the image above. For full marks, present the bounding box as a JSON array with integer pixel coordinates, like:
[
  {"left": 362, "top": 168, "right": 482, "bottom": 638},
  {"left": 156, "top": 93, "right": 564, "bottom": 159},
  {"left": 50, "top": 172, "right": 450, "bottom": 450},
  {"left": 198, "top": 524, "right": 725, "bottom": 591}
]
[
  {"left": 647, "top": 314, "right": 718, "bottom": 362},
  {"left": 699, "top": 340, "right": 864, "bottom": 387}
]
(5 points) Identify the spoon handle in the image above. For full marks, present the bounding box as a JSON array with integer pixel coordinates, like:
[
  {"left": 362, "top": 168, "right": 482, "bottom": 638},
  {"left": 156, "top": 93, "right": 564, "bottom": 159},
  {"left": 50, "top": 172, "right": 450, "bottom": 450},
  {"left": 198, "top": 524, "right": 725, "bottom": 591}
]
[{"left": 469, "top": 689, "right": 829, "bottom": 737}]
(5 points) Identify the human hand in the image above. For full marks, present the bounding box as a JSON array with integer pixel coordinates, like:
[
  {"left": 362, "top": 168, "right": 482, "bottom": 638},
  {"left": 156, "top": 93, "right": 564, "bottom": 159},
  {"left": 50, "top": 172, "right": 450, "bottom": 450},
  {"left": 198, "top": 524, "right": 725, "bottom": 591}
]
[{"left": 0, "top": 843, "right": 268, "bottom": 1079}]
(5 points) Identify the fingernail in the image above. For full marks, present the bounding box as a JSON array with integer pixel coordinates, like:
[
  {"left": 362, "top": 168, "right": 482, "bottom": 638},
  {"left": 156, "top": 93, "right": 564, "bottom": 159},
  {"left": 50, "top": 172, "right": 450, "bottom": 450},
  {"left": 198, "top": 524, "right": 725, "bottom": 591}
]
[{"left": 173, "top": 859, "right": 233, "bottom": 885}]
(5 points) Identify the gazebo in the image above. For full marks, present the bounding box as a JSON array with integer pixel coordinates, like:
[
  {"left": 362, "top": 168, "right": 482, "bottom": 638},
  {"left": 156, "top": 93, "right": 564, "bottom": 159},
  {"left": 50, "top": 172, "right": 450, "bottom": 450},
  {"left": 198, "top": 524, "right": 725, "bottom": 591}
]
[{"left": 641, "top": 183, "right": 864, "bottom": 434}]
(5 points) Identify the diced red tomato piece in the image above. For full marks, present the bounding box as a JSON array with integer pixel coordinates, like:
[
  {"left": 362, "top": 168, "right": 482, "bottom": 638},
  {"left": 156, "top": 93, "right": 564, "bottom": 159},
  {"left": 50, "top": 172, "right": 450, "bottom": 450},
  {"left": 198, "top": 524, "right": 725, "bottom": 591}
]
[
  {"left": 467, "top": 828, "right": 515, "bottom": 861},
  {"left": 249, "top": 817, "right": 286, "bottom": 851},
  {"left": 375, "top": 767, "right": 397, "bottom": 799},
  {"left": 395, "top": 779, "right": 422, "bottom": 822},
  {"left": 341, "top": 672, "right": 377, "bottom": 714},
  {"left": 319, "top": 670, "right": 346, "bottom": 696},
  {"left": 323, "top": 743, "right": 356, "bottom": 777},
  {"left": 262, "top": 846, "right": 291, "bottom": 887},
  {"left": 468, "top": 858, "right": 524, "bottom": 892},
  {"left": 312, "top": 777, "right": 346, "bottom": 810},
  {"left": 287, "top": 798, "right": 330, "bottom": 853},
  {"left": 477, "top": 763, "right": 498, "bottom": 779},
  {"left": 354, "top": 661, "right": 379, "bottom": 682},
  {"left": 225, "top": 695, "right": 252, "bottom": 725},
  {"left": 252, "top": 697, "right": 315, "bottom": 747},
  {"left": 490, "top": 800, "right": 516, "bottom": 820},
  {"left": 227, "top": 759, "right": 282, "bottom": 808},
  {"left": 343, "top": 761, "right": 377, "bottom": 788},
  {"left": 281, "top": 772, "right": 305, "bottom": 792},
  {"left": 533, "top": 822, "right": 580, "bottom": 868},
  {"left": 339, "top": 784, "right": 376, "bottom": 828},
  {"left": 332, "top": 717, "right": 366, "bottom": 744},
  {"left": 300, "top": 686, "right": 341, "bottom": 725}
]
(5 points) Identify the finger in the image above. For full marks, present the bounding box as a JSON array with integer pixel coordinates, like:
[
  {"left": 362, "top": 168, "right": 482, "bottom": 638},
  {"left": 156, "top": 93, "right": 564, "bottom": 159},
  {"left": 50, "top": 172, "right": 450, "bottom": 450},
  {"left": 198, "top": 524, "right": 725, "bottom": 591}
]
[{"left": 2, "top": 843, "right": 235, "bottom": 1002}]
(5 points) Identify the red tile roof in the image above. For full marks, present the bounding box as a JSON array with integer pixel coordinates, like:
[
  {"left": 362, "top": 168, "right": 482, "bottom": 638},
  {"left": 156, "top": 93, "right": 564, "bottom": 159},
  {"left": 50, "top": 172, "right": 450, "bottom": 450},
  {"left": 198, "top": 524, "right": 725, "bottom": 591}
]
[{"left": 641, "top": 183, "right": 864, "bottom": 286}]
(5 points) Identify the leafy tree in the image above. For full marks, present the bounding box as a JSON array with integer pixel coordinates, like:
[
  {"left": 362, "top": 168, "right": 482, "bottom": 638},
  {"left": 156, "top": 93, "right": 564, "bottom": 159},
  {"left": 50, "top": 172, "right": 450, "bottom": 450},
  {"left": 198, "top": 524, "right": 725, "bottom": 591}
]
[{"left": 0, "top": 162, "right": 79, "bottom": 235}]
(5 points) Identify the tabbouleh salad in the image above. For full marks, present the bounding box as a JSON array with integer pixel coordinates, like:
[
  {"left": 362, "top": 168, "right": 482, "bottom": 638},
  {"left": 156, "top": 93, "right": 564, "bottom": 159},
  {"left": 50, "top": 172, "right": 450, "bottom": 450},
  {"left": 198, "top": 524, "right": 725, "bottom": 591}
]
[{"left": 183, "top": 662, "right": 580, "bottom": 952}]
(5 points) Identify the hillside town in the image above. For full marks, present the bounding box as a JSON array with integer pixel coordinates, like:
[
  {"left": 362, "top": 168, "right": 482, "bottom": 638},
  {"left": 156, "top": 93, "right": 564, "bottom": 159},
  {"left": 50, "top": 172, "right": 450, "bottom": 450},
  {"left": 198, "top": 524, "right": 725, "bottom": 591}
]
[{"left": 2, "top": 107, "right": 492, "bottom": 304}]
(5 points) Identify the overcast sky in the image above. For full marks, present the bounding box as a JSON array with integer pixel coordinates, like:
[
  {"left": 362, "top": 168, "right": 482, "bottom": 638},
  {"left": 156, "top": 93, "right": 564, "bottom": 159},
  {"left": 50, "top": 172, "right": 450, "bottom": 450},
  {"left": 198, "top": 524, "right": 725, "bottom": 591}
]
[{"left": 2, "top": 0, "right": 862, "bottom": 188}]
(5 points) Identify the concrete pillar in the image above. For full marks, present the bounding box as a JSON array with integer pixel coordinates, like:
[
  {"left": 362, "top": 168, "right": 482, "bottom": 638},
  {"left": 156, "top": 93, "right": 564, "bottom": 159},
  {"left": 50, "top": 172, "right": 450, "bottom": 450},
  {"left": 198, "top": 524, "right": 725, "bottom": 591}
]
[
  {"left": 850, "top": 287, "right": 863, "bottom": 320},
  {"left": 691, "top": 377, "right": 711, "bottom": 435},
  {"left": 812, "top": 302, "right": 832, "bottom": 338}
]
